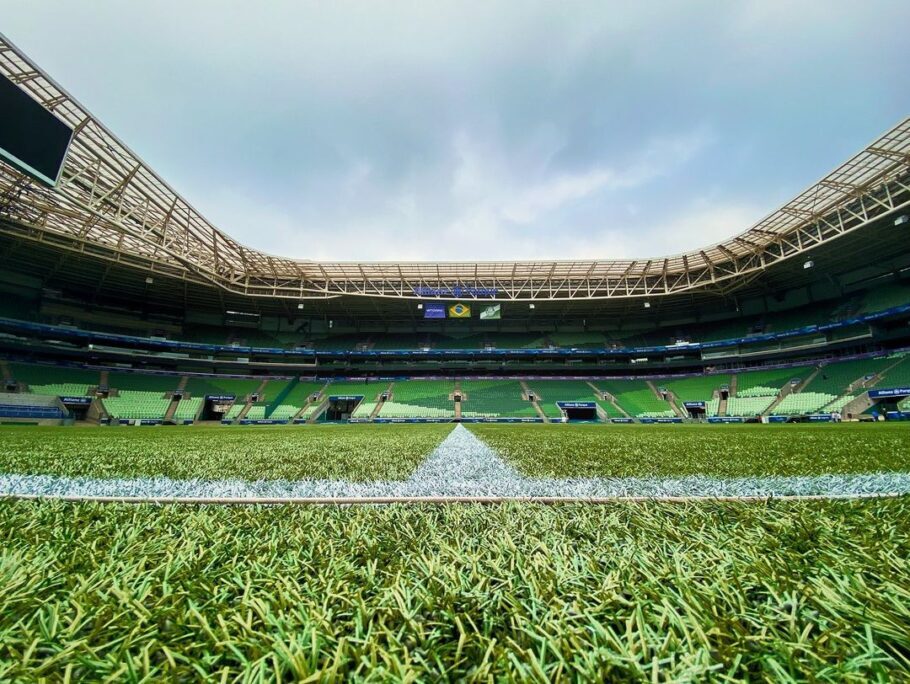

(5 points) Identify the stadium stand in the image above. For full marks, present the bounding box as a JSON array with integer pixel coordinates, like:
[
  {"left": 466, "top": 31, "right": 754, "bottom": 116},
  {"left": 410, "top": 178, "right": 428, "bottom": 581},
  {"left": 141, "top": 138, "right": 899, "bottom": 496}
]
[
  {"left": 736, "top": 367, "right": 811, "bottom": 397},
  {"left": 108, "top": 373, "right": 179, "bottom": 393},
  {"left": 245, "top": 405, "right": 268, "bottom": 420},
  {"left": 184, "top": 377, "right": 261, "bottom": 401},
  {"left": 224, "top": 403, "right": 246, "bottom": 421},
  {"left": 9, "top": 363, "right": 100, "bottom": 392},
  {"left": 804, "top": 357, "right": 893, "bottom": 395},
  {"left": 725, "top": 396, "right": 776, "bottom": 416},
  {"left": 663, "top": 375, "right": 731, "bottom": 403},
  {"left": 378, "top": 380, "right": 454, "bottom": 418},
  {"left": 173, "top": 397, "right": 203, "bottom": 422},
  {"left": 103, "top": 391, "right": 171, "bottom": 421},
  {"left": 549, "top": 332, "right": 607, "bottom": 349},
  {"left": 594, "top": 379, "right": 675, "bottom": 418},
  {"left": 350, "top": 401, "right": 377, "bottom": 419},
  {"left": 526, "top": 380, "right": 600, "bottom": 419},
  {"left": 773, "top": 392, "right": 838, "bottom": 416},
  {"left": 265, "top": 380, "right": 324, "bottom": 419},
  {"left": 877, "top": 355, "right": 910, "bottom": 386},
  {"left": 461, "top": 380, "right": 537, "bottom": 418}
]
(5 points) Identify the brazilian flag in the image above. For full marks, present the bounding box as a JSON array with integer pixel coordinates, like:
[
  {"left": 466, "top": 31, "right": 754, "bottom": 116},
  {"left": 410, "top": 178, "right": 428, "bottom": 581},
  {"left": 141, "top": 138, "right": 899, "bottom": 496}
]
[{"left": 449, "top": 303, "right": 471, "bottom": 318}]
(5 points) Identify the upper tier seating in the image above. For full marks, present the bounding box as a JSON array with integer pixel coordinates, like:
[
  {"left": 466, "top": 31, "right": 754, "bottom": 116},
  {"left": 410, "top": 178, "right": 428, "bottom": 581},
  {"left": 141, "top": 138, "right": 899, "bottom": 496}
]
[
  {"left": 549, "top": 332, "right": 607, "bottom": 349},
  {"left": 461, "top": 380, "right": 537, "bottom": 418},
  {"left": 103, "top": 391, "right": 170, "bottom": 421}
]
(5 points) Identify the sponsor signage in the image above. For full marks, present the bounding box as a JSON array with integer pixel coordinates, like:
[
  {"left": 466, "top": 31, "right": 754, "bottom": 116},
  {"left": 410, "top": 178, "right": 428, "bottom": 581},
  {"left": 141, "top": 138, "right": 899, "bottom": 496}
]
[
  {"left": 556, "top": 401, "right": 596, "bottom": 409},
  {"left": 767, "top": 415, "right": 788, "bottom": 423},
  {"left": 611, "top": 417, "right": 634, "bottom": 424},
  {"left": 424, "top": 303, "right": 446, "bottom": 319},
  {"left": 206, "top": 394, "right": 236, "bottom": 401},
  {"left": 656, "top": 417, "right": 683, "bottom": 423},
  {"left": 328, "top": 395, "right": 365, "bottom": 402},
  {"left": 60, "top": 396, "right": 93, "bottom": 405},
  {"left": 412, "top": 286, "right": 498, "bottom": 297},
  {"left": 808, "top": 414, "right": 833, "bottom": 422},
  {"left": 708, "top": 416, "right": 744, "bottom": 424},
  {"left": 683, "top": 401, "right": 706, "bottom": 408},
  {"left": 868, "top": 387, "right": 910, "bottom": 399}
]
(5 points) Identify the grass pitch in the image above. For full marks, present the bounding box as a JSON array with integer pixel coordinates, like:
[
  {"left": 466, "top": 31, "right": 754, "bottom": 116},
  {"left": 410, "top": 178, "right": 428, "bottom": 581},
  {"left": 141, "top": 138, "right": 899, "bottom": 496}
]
[
  {"left": 468, "top": 422, "right": 910, "bottom": 478},
  {"left": 0, "top": 424, "right": 453, "bottom": 482},
  {"left": 0, "top": 498, "right": 909, "bottom": 680}
]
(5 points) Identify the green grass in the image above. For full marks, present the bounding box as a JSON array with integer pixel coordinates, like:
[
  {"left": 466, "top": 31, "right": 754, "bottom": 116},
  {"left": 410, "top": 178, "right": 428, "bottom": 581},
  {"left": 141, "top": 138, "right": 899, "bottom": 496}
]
[
  {"left": 0, "top": 498, "right": 909, "bottom": 680},
  {"left": 468, "top": 423, "right": 910, "bottom": 478},
  {"left": 0, "top": 424, "right": 453, "bottom": 482}
]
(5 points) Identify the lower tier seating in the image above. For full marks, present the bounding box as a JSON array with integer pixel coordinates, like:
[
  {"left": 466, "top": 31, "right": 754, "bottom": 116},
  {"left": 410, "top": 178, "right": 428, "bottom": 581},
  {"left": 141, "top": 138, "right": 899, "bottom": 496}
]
[
  {"left": 173, "top": 397, "right": 203, "bottom": 421},
  {"left": 725, "top": 396, "right": 775, "bottom": 416},
  {"left": 103, "top": 391, "right": 171, "bottom": 421},
  {"left": 773, "top": 392, "right": 837, "bottom": 416},
  {"left": 461, "top": 380, "right": 537, "bottom": 418}
]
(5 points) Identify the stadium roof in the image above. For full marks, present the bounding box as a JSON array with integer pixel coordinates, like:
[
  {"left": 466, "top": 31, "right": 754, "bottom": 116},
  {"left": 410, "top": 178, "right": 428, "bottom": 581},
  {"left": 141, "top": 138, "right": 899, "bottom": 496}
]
[{"left": 1, "top": 32, "right": 909, "bottom": 304}]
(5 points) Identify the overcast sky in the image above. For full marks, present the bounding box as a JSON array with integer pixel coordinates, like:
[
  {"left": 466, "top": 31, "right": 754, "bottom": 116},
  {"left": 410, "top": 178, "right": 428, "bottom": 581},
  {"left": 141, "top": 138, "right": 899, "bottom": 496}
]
[{"left": 3, "top": 1, "right": 908, "bottom": 261}]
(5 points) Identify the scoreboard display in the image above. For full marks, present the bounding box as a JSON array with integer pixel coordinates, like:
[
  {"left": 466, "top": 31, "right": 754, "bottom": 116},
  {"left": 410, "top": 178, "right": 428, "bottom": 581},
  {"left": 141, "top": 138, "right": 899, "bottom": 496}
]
[{"left": 0, "top": 73, "right": 73, "bottom": 187}]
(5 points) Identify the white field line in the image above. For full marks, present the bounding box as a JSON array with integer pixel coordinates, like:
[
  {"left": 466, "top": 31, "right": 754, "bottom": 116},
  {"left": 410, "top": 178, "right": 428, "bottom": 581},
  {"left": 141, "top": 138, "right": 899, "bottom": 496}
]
[{"left": 1, "top": 425, "right": 909, "bottom": 503}]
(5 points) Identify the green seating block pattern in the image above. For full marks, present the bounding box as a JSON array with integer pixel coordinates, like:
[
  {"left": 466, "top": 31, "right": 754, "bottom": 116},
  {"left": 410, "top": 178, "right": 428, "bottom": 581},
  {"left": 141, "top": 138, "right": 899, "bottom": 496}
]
[
  {"left": 878, "top": 355, "right": 910, "bottom": 388},
  {"left": 29, "top": 383, "right": 92, "bottom": 397},
  {"left": 351, "top": 401, "right": 377, "bottom": 419},
  {"left": 663, "top": 375, "right": 730, "bottom": 403},
  {"left": 184, "top": 377, "right": 261, "bottom": 401},
  {"left": 726, "top": 396, "right": 775, "bottom": 416},
  {"left": 390, "top": 380, "right": 455, "bottom": 415},
  {"left": 377, "top": 401, "right": 453, "bottom": 418},
  {"left": 461, "top": 380, "right": 536, "bottom": 418},
  {"left": 103, "top": 391, "right": 170, "bottom": 421},
  {"left": 173, "top": 397, "right": 203, "bottom": 421},
  {"left": 594, "top": 380, "right": 672, "bottom": 417},
  {"left": 805, "top": 358, "right": 893, "bottom": 395},
  {"left": 245, "top": 405, "right": 267, "bottom": 420},
  {"left": 109, "top": 373, "right": 179, "bottom": 393},
  {"left": 736, "top": 367, "right": 810, "bottom": 396},
  {"left": 527, "top": 381, "right": 599, "bottom": 418},
  {"left": 11, "top": 363, "right": 100, "bottom": 387},
  {"left": 773, "top": 392, "right": 837, "bottom": 416}
]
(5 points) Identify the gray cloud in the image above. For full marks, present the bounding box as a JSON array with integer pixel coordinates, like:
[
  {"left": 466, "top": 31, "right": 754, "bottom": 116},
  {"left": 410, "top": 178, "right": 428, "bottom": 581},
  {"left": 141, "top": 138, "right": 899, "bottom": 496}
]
[{"left": 2, "top": 0, "right": 908, "bottom": 260}]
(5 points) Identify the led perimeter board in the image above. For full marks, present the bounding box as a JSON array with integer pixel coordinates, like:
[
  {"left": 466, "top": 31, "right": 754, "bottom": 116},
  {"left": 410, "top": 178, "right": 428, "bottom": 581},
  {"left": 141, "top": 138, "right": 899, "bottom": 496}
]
[{"left": 0, "top": 73, "right": 73, "bottom": 186}]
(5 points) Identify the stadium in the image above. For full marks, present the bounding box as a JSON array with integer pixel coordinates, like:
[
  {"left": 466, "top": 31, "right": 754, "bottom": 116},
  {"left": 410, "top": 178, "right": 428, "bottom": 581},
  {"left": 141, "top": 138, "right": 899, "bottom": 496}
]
[{"left": 1, "top": 19, "right": 910, "bottom": 681}]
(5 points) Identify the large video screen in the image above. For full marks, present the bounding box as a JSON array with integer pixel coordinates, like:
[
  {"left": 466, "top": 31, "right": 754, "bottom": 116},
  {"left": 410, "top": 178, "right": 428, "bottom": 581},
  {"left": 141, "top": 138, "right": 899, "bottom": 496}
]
[{"left": 0, "top": 74, "right": 73, "bottom": 186}]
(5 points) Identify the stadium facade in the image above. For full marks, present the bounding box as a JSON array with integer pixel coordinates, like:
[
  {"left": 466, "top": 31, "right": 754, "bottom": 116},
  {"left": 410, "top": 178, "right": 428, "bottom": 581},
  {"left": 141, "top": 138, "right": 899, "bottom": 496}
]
[{"left": 1, "top": 32, "right": 910, "bottom": 425}]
